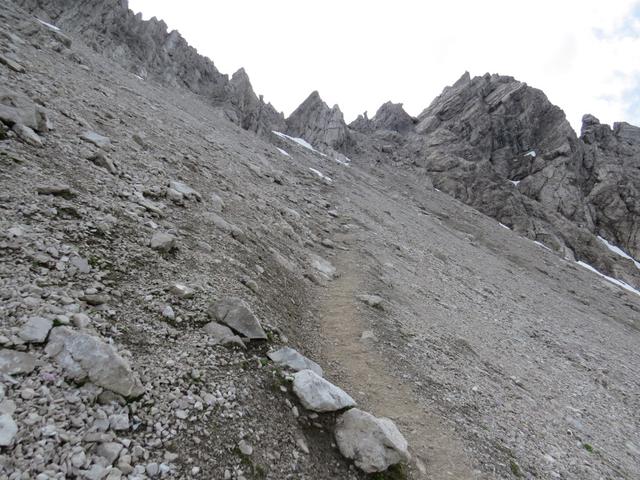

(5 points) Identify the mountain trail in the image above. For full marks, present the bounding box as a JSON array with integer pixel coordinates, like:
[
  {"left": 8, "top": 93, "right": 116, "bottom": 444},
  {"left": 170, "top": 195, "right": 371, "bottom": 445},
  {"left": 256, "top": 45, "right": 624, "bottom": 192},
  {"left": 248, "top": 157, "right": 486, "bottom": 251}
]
[{"left": 317, "top": 248, "right": 481, "bottom": 479}]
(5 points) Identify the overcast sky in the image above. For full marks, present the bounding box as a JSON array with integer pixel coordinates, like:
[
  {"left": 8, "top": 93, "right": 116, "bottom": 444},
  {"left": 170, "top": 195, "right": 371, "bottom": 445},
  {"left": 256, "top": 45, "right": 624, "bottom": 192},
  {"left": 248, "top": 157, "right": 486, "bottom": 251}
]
[{"left": 129, "top": 0, "right": 640, "bottom": 132}]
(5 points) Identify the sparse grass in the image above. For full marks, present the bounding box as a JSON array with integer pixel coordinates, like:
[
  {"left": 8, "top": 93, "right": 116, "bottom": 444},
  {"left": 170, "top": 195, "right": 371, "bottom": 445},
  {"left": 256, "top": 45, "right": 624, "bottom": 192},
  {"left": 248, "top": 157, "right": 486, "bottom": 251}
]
[
  {"left": 583, "top": 443, "right": 594, "bottom": 453},
  {"left": 370, "top": 464, "right": 407, "bottom": 480},
  {"left": 235, "top": 446, "right": 267, "bottom": 479},
  {"left": 509, "top": 459, "right": 523, "bottom": 477}
]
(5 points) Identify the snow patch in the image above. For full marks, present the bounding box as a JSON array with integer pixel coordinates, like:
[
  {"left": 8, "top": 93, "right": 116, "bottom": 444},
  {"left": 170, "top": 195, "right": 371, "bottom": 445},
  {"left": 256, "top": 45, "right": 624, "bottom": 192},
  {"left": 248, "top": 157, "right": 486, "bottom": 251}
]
[
  {"left": 524, "top": 150, "right": 536, "bottom": 157},
  {"left": 37, "top": 18, "right": 61, "bottom": 31},
  {"left": 509, "top": 180, "right": 521, "bottom": 186},
  {"left": 597, "top": 236, "right": 640, "bottom": 269},
  {"left": 276, "top": 147, "right": 290, "bottom": 157},
  {"left": 533, "top": 240, "right": 552, "bottom": 251},
  {"left": 499, "top": 223, "right": 511, "bottom": 230},
  {"left": 309, "top": 168, "right": 332, "bottom": 183},
  {"left": 273, "top": 131, "right": 326, "bottom": 156},
  {"left": 334, "top": 154, "right": 351, "bottom": 166},
  {"left": 576, "top": 261, "right": 640, "bottom": 296}
]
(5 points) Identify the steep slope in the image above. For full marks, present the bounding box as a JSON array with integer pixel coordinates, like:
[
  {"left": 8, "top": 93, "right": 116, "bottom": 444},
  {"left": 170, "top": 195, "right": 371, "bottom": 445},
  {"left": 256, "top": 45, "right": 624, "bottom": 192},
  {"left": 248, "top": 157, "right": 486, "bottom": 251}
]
[
  {"left": 2, "top": 2, "right": 640, "bottom": 480},
  {"left": 15, "top": 0, "right": 285, "bottom": 136}
]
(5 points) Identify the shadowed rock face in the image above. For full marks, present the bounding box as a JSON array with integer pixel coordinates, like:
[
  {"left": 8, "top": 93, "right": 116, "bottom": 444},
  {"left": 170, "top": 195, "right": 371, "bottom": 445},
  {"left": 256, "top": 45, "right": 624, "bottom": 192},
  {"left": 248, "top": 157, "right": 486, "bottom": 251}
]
[
  {"left": 15, "top": 0, "right": 285, "bottom": 135},
  {"left": 581, "top": 116, "right": 640, "bottom": 260},
  {"left": 369, "top": 72, "right": 640, "bottom": 287},
  {"left": 286, "top": 91, "right": 353, "bottom": 153}
]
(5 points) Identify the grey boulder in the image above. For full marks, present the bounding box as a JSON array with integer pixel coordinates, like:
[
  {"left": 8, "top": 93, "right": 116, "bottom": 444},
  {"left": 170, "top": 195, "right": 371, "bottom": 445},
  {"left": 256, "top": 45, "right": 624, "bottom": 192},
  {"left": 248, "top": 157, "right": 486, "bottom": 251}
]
[
  {"left": 80, "top": 130, "right": 111, "bottom": 149},
  {"left": 292, "top": 369, "right": 355, "bottom": 412},
  {"left": 0, "top": 349, "right": 37, "bottom": 375},
  {"left": 45, "top": 327, "right": 144, "bottom": 398},
  {"left": 0, "top": 414, "right": 17, "bottom": 447},
  {"left": 169, "top": 180, "right": 201, "bottom": 201},
  {"left": 18, "top": 316, "right": 53, "bottom": 343},
  {"left": 150, "top": 232, "right": 177, "bottom": 253},
  {"left": 335, "top": 408, "right": 410, "bottom": 473},
  {"left": 207, "top": 297, "right": 266, "bottom": 340},
  {"left": 268, "top": 347, "right": 323, "bottom": 377},
  {"left": 203, "top": 321, "right": 245, "bottom": 347}
]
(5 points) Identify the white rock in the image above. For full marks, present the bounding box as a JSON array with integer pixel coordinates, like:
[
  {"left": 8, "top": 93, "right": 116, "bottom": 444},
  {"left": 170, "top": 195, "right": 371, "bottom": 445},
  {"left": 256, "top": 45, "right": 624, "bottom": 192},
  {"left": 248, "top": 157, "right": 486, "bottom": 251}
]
[
  {"left": 268, "top": 347, "right": 323, "bottom": 376},
  {"left": 162, "top": 305, "right": 175, "bottom": 320},
  {"left": 18, "top": 316, "right": 53, "bottom": 343},
  {"left": 238, "top": 439, "right": 253, "bottom": 456},
  {"left": 170, "top": 284, "right": 194, "bottom": 299},
  {"left": 45, "top": 327, "right": 144, "bottom": 398},
  {"left": 335, "top": 408, "right": 410, "bottom": 473},
  {"left": 0, "top": 348, "right": 37, "bottom": 375},
  {"left": 292, "top": 370, "right": 355, "bottom": 412},
  {"left": 81, "top": 130, "right": 111, "bottom": 149},
  {"left": 109, "top": 413, "right": 129, "bottom": 431},
  {"left": 0, "top": 414, "right": 17, "bottom": 446},
  {"left": 309, "top": 254, "right": 336, "bottom": 279},
  {"left": 169, "top": 180, "right": 201, "bottom": 201}
]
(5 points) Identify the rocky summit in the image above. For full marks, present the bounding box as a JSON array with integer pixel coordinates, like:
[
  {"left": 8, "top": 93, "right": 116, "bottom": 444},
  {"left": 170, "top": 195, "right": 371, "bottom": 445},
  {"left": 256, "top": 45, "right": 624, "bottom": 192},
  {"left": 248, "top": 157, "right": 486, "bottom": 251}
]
[{"left": 1, "top": 1, "right": 639, "bottom": 479}]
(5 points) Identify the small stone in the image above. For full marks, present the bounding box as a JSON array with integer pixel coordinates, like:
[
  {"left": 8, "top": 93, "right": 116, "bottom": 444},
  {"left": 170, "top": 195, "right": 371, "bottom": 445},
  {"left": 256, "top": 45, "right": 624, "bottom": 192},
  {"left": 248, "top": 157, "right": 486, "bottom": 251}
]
[
  {"left": 169, "top": 180, "right": 201, "bottom": 201},
  {"left": 13, "top": 123, "right": 42, "bottom": 146},
  {"left": 18, "top": 316, "right": 53, "bottom": 343},
  {"left": 162, "top": 305, "right": 175, "bottom": 320},
  {"left": 292, "top": 369, "right": 356, "bottom": 412},
  {"left": 356, "top": 294, "right": 384, "bottom": 309},
  {"left": 72, "top": 313, "right": 91, "bottom": 329},
  {"left": 238, "top": 439, "right": 253, "bottom": 456},
  {"left": 202, "top": 322, "right": 244, "bottom": 347},
  {"left": 97, "top": 442, "right": 123, "bottom": 465},
  {"left": 268, "top": 347, "right": 323, "bottom": 376},
  {"left": 150, "top": 232, "right": 177, "bottom": 253},
  {"left": 88, "top": 152, "right": 117, "bottom": 175},
  {"left": 210, "top": 192, "right": 225, "bottom": 212},
  {"left": 175, "top": 409, "right": 188, "bottom": 420},
  {"left": 146, "top": 462, "right": 159, "bottom": 477},
  {"left": 296, "top": 437, "right": 310, "bottom": 454},
  {"left": 0, "top": 54, "right": 25, "bottom": 73},
  {"left": 170, "top": 283, "right": 194, "bottom": 299},
  {"left": 109, "top": 413, "right": 129, "bottom": 431},
  {"left": 20, "top": 388, "right": 36, "bottom": 400},
  {"left": 81, "top": 130, "right": 111, "bottom": 149},
  {"left": 37, "top": 184, "right": 74, "bottom": 197},
  {"left": 0, "top": 348, "right": 37, "bottom": 375},
  {"left": 0, "top": 414, "right": 17, "bottom": 446},
  {"left": 207, "top": 297, "right": 267, "bottom": 340}
]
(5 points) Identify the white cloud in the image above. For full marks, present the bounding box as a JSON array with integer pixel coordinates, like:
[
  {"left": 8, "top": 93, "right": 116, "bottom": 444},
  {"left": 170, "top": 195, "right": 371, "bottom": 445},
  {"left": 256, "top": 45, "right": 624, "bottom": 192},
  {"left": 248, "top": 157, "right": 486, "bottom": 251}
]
[{"left": 129, "top": 0, "right": 640, "bottom": 132}]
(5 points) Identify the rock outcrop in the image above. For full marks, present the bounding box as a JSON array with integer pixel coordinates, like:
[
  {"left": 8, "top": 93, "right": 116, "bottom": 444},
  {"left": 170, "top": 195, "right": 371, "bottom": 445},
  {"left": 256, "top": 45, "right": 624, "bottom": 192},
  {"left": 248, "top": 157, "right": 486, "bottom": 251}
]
[
  {"left": 15, "top": 0, "right": 285, "bottom": 136},
  {"left": 286, "top": 91, "right": 353, "bottom": 153},
  {"left": 367, "top": 72, "right": 640, "bottom": 287},
  {"left": 581, "top": 116, "right": 640, "bottom": 260}
]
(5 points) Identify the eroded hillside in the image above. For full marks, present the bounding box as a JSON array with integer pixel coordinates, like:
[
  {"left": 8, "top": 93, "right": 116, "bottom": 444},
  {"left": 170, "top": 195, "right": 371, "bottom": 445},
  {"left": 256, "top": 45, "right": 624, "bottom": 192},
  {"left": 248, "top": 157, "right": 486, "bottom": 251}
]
[{"left": 1, "top": 1, "right": 640, "bottom": 480}]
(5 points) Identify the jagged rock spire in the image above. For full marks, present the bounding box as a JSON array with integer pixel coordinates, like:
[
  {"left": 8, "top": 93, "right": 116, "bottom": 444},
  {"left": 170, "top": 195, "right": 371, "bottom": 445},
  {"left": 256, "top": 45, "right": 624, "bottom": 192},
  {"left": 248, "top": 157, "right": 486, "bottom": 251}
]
[{"left": 285, "top": 91, "right": 352, "bottom": 153}]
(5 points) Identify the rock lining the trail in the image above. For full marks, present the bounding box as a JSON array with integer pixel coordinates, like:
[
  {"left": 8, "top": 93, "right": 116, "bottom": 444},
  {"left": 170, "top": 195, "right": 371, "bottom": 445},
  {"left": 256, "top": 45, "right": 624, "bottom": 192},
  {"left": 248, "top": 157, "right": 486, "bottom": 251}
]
[
  {"left": 292, "top": 369, "right": 355, "bottom": 412},
  {"left": 335, "top": 408, "right": 410, "bottom": 473}
]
